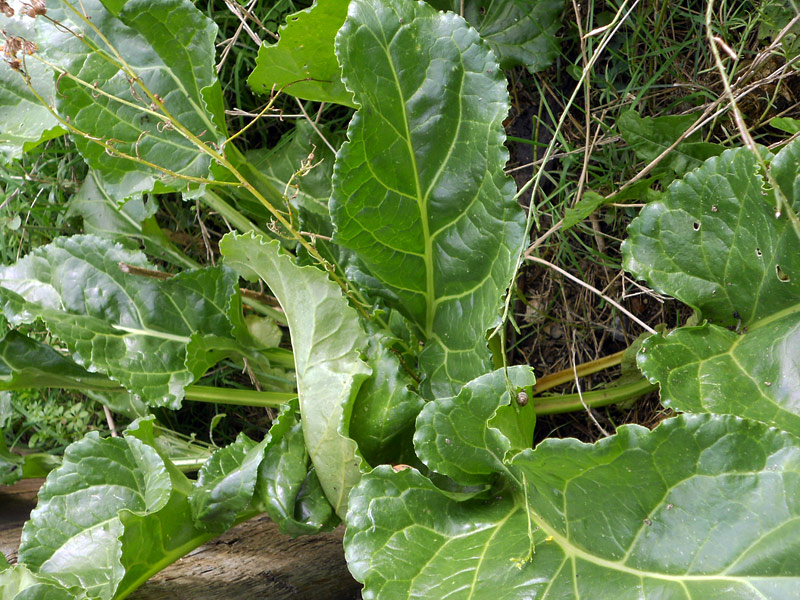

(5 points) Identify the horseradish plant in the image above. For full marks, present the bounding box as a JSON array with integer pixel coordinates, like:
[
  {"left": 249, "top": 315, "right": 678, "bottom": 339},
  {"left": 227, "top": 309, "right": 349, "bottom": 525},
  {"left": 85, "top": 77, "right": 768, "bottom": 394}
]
[{"left": 0, "top": 0, "right": 799, "bottom": 598}]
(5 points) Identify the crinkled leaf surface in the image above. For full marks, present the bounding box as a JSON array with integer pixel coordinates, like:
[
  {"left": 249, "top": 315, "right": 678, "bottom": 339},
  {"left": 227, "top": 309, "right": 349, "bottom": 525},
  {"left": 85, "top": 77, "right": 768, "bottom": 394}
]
[
  {"left": 331, "top": 0, "right": 525, "bottom": 397},
  {"left": 0, "top": 235, "right": 245, "bottom": 408},
  {"left": 30, "top": 0, "right": 224, "bottom": 199},
  {"left": 346, "top": 413, "right": 800, "bottom": 599},
  {"left": 349, "top": 332, "right": 424, "bottom": 466},
  {"left": 427, "top": 0, "right": 564, "bottom": 72},
  {"left": 413, "top": 366, "right": 534, "bottom": 486},
  {"left": 623, "top": 145, "right": 800, "bottom": 435},
  {"left": 0, "top": 330, "right": 121, "bottom": 393},
  {"left": 253, "top": 399, "right": 338, "bottom": 536},
  {"left": 18, "top": 424, "right": 172, "bottom": 598},
  {"left": 189, "top": 432, "right": 260, "bottom": 533},
  {"left": 248, "top": 0, "right": 355, "bottom": 107},
  {"left": 618, "top": 110, "right": 724, "bottom": 177},
  {"left": 220, "top": 232, "right": 369, "bottom": 517}
]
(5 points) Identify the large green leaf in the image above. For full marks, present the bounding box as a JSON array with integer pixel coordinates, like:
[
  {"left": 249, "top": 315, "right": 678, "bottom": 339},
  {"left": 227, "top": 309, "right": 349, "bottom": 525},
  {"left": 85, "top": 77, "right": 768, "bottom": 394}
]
[
  {"left": 623, "top": 144, "right": 800, "bottom": 435},
  {"left": 31, "top": 0, "right": 224, "bottom": 198},
  {"left": 220, "top": 232, "right": 370, "bottom": 517},
  {"left": 413, "top": 366, "right": 534, "bottom": 486},
  {"left": 0, "top": 236, "right": 247, "bottom": 408},
  {"left": 0, "top": 564, "right": 74, "bottom": 600},
  {"left": 0, "top": 7, "right": 66, "bottom": 161},
  {"left": 346, "top": 413, "right": 800, "bottom": 599},
  {"left": 248, "top": 0, "right": 355, "bottom": 107},
  {"left": 14, "top": 418, "right": 225, "bottom": 600},
  {"left": 427, "top": 0, "right": 564, "bottom": 72},
  {"left": 189, "top": 432, "right": 261, "bottom": 533},
  {"left": 331, "top": 0, "right": 525, "bottom": 397},
  {"left": 18, "top": 425, "right": 172, "bottom": 598},
  {"left": 618, "top": 110, "right": 724, "bottom": 177}
]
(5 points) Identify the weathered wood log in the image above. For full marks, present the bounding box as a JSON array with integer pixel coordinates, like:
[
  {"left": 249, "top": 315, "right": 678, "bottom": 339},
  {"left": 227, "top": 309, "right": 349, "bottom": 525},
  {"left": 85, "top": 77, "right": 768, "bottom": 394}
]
[{"left": 1, "top": 479, "right": 362, "bottom": 599}]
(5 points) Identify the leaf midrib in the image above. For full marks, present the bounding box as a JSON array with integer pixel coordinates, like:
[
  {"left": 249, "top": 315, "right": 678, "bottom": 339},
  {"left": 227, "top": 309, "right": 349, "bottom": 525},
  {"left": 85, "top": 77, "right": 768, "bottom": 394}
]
[
  {"left": 528, "top": 505, "right": 791, "bottom": 584},
  {"left": 378, "top": 24, "right": 435, "bottom": 337}
]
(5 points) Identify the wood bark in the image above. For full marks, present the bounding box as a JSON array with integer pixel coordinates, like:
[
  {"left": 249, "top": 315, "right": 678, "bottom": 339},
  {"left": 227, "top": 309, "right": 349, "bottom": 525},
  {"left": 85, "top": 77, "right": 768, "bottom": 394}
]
[{"left": 1, "top": 479, "right": 361, "bottom": 599}]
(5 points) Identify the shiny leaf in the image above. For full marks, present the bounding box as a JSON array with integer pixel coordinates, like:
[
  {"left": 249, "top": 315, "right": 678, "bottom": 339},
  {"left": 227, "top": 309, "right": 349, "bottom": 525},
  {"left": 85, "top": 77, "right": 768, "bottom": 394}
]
[
  {"left": 254, "top": 399, "right": 338, "bottom": 536},
  {"left": 331, "top": 0, "right": 525, "bottom": 397},
  {"left": 346, "top": 414, "right": 800, "bottom": 599},
  {"left": 67, "top": 171, "right": 196, "bottom": 269},
  {"left": 31, "top": 0, "right": 224, "bottom": 199},
  {"left": 624, "top": 144, "right": 800, "bottom": 434},
  {"left": 0, "top": 7, "right": 66, "bottom": 161},
  {"left": 18, "top": 426, "right": 171, "bottom": 598},
  {"left": 248, "top": 0, "right": 355, "bottom": 107},
  {"left": 0, "top": 236, "right": 247, "bottom": 408}
]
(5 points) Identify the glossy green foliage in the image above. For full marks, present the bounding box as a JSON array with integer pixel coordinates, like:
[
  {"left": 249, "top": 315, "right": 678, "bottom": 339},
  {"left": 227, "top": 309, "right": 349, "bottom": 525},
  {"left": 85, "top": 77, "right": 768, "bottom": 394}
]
[
  {"left": 624, "top": 144, "right": 800, "bottom": 434},
  {"left": 428, "top": 0, "right": 563, "bottom": 72},
  {"left": 0, "top": 236, "right": 250, "bottom": 408},
  {"left": 348, "top": 411, "right": 800, "bottom": 599},
  {"left": 23, "top": 0, "right": 224, "bottom": 199},
  {"left": 0, "top": 330, "right": 120, "bottom": 393},
  {"left": 0, "top": 7, "right": 66, "bottom": 160},
  {"left": 253, "top": 399, "right": 338, "bottom": 536},
  {"left": 331, "top": 0, "right": 525, "bottom": 397},
  {"left": 248, "top": 0, "right": 355, "bottom": 107}
]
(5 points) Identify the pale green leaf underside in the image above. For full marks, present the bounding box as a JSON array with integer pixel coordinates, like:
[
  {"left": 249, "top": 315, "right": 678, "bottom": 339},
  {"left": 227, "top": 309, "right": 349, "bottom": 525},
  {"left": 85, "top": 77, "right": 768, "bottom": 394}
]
[
  {"left": 220, "top": 232, "right": 369, "bottom": 518},
  {"left": 624, "top": 144, "right": 800, "bottom": 432},
  {"left": 0, "top": 235, "right": 243, "bottom": 408},
  {"left": 331, "top": 0, "right": 525, "bottom": 397},
  {"left": 428, "top": 0, "right": 564, "bottom": 73},
  {"left": 248, "top": 0, "right": 355, "bottom": 107},
  {"left": 346, "top": 414, "right": 800, "bottom": 599},
  {"left": 33, "top": 0, "right": 223, "bottom": 199}
]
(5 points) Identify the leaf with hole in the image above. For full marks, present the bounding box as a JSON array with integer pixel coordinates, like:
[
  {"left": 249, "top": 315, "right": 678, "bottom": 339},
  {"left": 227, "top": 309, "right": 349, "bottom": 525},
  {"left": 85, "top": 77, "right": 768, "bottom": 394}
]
[
  {"left": 624, "top": 143, "right": 800, "bottom": 435},
  {"left": 347, "top": 412, "right": 800, "bottom": 599}
]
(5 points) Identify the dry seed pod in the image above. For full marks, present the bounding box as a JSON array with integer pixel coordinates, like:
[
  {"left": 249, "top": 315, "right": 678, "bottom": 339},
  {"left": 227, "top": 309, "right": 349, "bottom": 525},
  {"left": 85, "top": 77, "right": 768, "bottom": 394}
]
[{"left": 21, "top": 0, "right": 46, "bottom": 18}]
